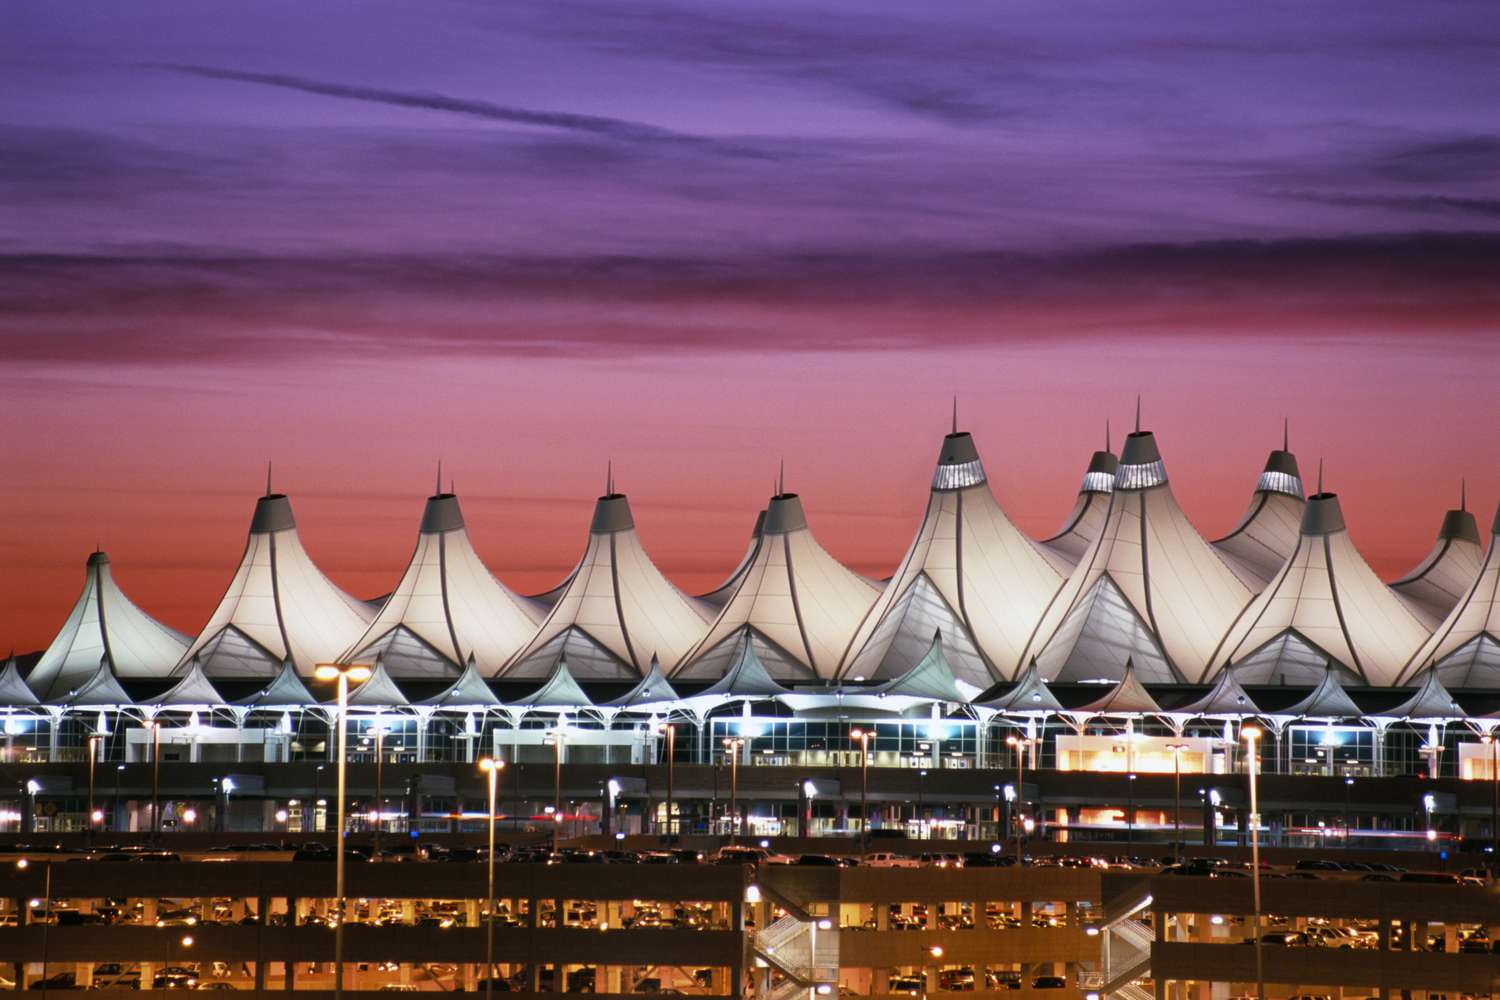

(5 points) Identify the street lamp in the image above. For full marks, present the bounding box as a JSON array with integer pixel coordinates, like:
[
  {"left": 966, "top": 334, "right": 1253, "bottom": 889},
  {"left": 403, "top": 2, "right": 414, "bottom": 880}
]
[
  {"left": 1005, "top": 735, "right": 1031, "bottom": 866},
  {"left": 479, "top": 758, "right": 504, "bottom": 1000},
  {"left": 1166, "top": 744, "right": 1188, "bottom": 854},
  {"left": 1343, "top": 777, "right": 1354, "bottom": 845},
  {"left": 544, "top": 729, "right": 565, "bottom": 848},
  {"left": 313, "top": 661, "right": 373, "bottom": 1000},
  {"left": 18, "top": 858, "right": 52, "bottom": 995},
  {"left": 849, "top": 729, "right": 872, "bottom": 855},
  {"left": 722, "top": 737, "right": 745, "bottom": 839},
  {"left": 86, "top": 734, "right": 103, "bottom": 844},
  {"left": 370, "top": 725, "right": 386, "bottom": 856},
  {"left": 146, "top": 721, "right": 161, "bottom": 843},
  {"left": 1243, "top": 725, "right": 1264, "bottom": 1000},
  {"left": 1482, "top": 735, "right": 1498, "bottom": 858},
  {"left": 658, "top": 722, "right": 676, "bottom": 837}
]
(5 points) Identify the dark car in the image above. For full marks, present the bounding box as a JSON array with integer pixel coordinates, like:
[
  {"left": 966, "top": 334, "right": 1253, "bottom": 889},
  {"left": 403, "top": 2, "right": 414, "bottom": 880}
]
[
  {"left": 1031, "top": 976, "right": 1067, "bottom": 989},
  {"left": 796, "top": 854, "right": 840, "bottom": 867}
]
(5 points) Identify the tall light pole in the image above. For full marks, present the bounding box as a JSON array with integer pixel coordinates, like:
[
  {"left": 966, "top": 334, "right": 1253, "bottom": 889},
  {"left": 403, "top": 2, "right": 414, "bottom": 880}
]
[
  {"left": 722, "top": 737, "right": 744, "bottom": 839},
  {"left": 1243, "top": 725, "right": 1264, "bottom": 1000},
  {"left": 849, "top": 730, "right": 871, "bottom": 855},
  {"left": 1166, "top": 743, "right": 1187, "bottom": 854},
  {"left": 147, "top": 721, "right": 160, "bottom": 843},
  {"left": 313, "top": 661, "right": 372, "bottom": 1000},
  {"left": 479, "top": 758, "right": 503, "bottom": 1000},
  {"left": 17, "top": 858, "right": 51, "bottom": 995},
  {"left": 1343, "top": 777, "right": 1354, "bottom": 845},
  {"left": 659, "top": 723, "right": 675, "bottom": 837},
  {"left": 371, "top": 726, "right": 386, "bottom": 857},
  {"left": 1483, "top": 735, "right": 1498, "bottom": 860},
  {"left": 544, "top": 729, "right": 565, "bottom": 848},
  {"left": 86, "top": 735, "right": 102, "bottom": 844},
  {"left": 1005, "top": 735, "right": 1030, "bottom": 866}
]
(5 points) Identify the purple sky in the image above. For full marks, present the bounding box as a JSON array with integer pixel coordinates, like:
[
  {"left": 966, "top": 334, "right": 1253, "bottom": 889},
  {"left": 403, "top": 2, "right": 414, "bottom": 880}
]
[{"left": 2, "top": 1, "right": 1498, "bottom": 649}]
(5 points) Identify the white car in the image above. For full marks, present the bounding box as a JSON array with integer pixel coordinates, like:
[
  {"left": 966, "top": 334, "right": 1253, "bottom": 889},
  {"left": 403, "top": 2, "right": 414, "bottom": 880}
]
[{"left": 864, "top": 852, "right": 921, "bottom": 868}]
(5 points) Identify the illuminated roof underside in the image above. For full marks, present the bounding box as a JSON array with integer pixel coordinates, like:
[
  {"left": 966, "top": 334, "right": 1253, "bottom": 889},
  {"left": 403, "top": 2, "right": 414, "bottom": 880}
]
[
  {"left": 179, "top": 494, "right": 373, "bottom": 679},
  {"left": 839, "top": 432, "right": 1064, "bottom": 687},
  {"left": 1027, "top": 431, "right": 1251, "bottom": 685},
  {"left": 504, "top": 493, "right": 711, "bottom": 681},
  {"left": 344, "top": 493, "right": 542, "bottom": 679},
  {"left": 27, "top": 551, "right": 189, "bottom": 699},
  {"left": 1212, "top": 493, "right": 1429, "bottom": 687},
  {"left": 1400, "top": 502, "right": 1500, "bottom": 688},
  {"left": 675, "top": 493, "right": 877, "bottom": 682}
]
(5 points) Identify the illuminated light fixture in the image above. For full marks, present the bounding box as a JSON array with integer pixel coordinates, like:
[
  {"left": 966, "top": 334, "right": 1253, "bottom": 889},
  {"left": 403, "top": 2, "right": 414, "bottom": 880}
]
[
  {"left": 928, "top": 945, "right": 944, "bottom": 959},
  {"left": 1210, "top": 915, "right": 1224, "bottom": 925},
  {"left": 745, "top": 884, "right": 762, "bottom": 903},
  {"left": 817, "top": 919, "right": 832, "bottom": 930},
  {"left": 314, "top": 663, "right": 372, "bottom": 683}
]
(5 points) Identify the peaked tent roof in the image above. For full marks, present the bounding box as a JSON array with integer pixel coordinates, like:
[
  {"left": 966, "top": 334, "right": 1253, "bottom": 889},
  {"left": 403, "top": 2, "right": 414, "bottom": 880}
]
[
  {"left": 504, "top": 491, "right": 711, "bottom": 681},
  {"left": 693, "top": 635, "right": 792, "bottom": 700},
  {"left": 1213, "top": 443, "right": 1306, "bottom": 589},
  {"left": 1391, "top": 502, "right": 1483, "bottom": 628},
  {"left": 50, "top": 656, "right": 132, "bottom": 706},
  {"left": 0, "top": 657, "right": 40, "bottom": 707},
  {"left": 420, "top": 654, "right": 502, "bottom": 708},
  {"left": 343, "top": 657, "right": 410, "bottom": 707},
  {"left": 1072, "top": 661, "right": 1164, "bottom": 716},
  {"left": 26, "top": 551, "right": 189, "bottom": 699},
  {"left": 602, "top": 655, "right": 680, "bottom": 710},
  {"left": 674, "top": 491, "right": 877, "bottom": 682},
  {"left": 152, "top": 657, "right": 225, "bottom": 707},
  {"left": 235, "top": 658, "right": 317, "bottom": 708},
  {"left": 1210, "top": 492, "right": 1430, "bottom": 687},
  {"left": 1376, "top": 670, "right": 1466, "bottom": 721},
  {"left": 698, "top": 510, "right": 766, "bottom": 607},
  {"left": 1275, "top": 663, "right": 1363, "bottom": 719},
  {"left": 1026, "top": 430, "right": 1252, "bottom": 686},
  {"left": 870, "top": 633, "right": 970, "bottom": 703},
  {"left": 973, "top": 659, "right": 1065, "bottom": 714},
  {"left": 1401, "top": 503, "right": 1500, "bottom": 689},
  {"left": 179, "top": 492, "right": 373, "bottom": 679},
  {"left": 1171, "top": 666, "right": 1260, "bottom": 718},
  {"left": 1038, "top": 444, "right": 1118, "bottom": 573},
  {"left": 344, "top": 490, "right": 543, "bottom": 679},
  {"left": 512, "top": 657, "right": 594, "bottom": 708},
  {"left": 837, "top": 429, "right": 1064, "bottom": 688}
]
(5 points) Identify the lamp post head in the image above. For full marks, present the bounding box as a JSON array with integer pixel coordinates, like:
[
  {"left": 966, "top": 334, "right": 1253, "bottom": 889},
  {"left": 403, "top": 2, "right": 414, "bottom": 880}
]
[
  {"left": 479, "top": 757, "right": 504, "bottom": 773},
  {"left": 1242, "top": 725, "right": 1262, "bottom": 744},
  {"left": 314, "top": 662, "right": 372, "bottom": 683}
]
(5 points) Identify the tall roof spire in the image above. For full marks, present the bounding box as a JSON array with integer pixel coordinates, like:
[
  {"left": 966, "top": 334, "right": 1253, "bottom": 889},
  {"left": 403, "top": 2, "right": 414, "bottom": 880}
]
[
  {"left": 1461, "top": 478, "right": 1466, "bottom": 511},
  {"left": 1134, "top": 395, "right": 1141, "bottom": 433},
  {"left": 265, "top": 461, "right": 273, "bottom": 497},
  {"left": 1282, "top": 417, "right": 1289, "bottom": 452},
  {"left": 1317, "top": 457, "right": 1324, "bottom": 494},
  {"left": 1105, "top": 419, "right": 1111, "bottom": 453},
  {"left": 606, "top": 460, "right": 614, "bottom": 496},
  {"left": 778, "top": 458, "right": 785, "bottom": 496},
  {"left": 951, "top": 396, "right": 958, "bottom": 434},
  {"left": 436, "top": 460, "right": 442, "bottom": 496}
]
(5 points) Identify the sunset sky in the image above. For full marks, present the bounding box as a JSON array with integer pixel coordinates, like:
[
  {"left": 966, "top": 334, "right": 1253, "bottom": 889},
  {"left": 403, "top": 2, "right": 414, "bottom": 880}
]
[{"left": 2, "top": 1, "right": 1498, "bottom": 652}]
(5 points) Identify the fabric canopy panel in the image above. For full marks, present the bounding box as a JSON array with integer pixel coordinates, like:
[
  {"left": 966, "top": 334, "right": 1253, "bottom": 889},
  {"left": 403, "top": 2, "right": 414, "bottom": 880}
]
[
  {"left": 674, "top": 491, "right": 877, "bottom": 682},
  {"left": 1037, "top": 444, "right": 1118, "bottom": 573},
  {"left": 1391, "top": 503, "right": 1483, "bottom": 628},
  {"left": 1400, "top": 502, "right": 1500, "bottom": 688},
  {"left": 1212, "top": 444, "right": 1306, "bottom": 590},
  {"left": 1211, "top": 492, "right": 1431, "bottom": 687},
  {"left": 838, "top": 429, "right": 1063, "bottom": 688},
  {"left": 505, "top": 491, "right": 711, "bottom": 681},
  {"left": 26, "top": 551, "right": 189, "bottom": 700},
  {"left": 344, "top": 491, "right": 542, "bottom": 679},
  {"left": 178, "top": 493, "right": 374, "bottom": 678},
  {"left": 1026, "top": 430, "right": 1251, "bottom": 686}
]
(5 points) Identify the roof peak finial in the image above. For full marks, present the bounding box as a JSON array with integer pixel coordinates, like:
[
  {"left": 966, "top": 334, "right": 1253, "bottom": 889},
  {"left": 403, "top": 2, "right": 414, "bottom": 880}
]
[
  {"left": 1317, "top": 457, "right": 1324, "bottom": 495},
  {"left": 778, "top": 458, "right": 785, "bottom": 496},
  {"left": 265, "top": 461, "right": 273, "bottom": 497},
  {"left": 436, "top": 459, "right": 443, "bottom": 496},
  {"left": 450, "top": 478, "right": 455, "bottom": 495},
  {"left": 1282, "top": 417, "right": 1289, "bottom": 452},
  {"left": 1461, "top": 477, "right": 1466, "bottom": 511},
  {"left": 1105, "top": 418, "right": 1111, "bottom": 453},
  {"left": 1134, "top": 395, "right": 1141, "bottom": 433},
  {"left": 951, "top": 395, "right": 958, "bottom": 435}
]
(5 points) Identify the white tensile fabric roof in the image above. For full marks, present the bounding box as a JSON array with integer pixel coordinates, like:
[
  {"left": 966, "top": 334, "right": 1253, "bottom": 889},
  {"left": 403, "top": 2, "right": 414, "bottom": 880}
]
[
  {"left": 344, "top": 491, "right": 543, "bottom": 679},
  {"left": 1025, "top": 430, "right": 1252, "bottom": 686},
  {"left": 179, "top": 493, "right": 373, "bottom": 679},
  {"left": 1391, "top": 503, "right": 1483, "bottom": 628},
  {"left": 673, "top": 491, "right": 877, "bottom": 682},
  {"left": 420, "top": 653, "right": 503, "bottom": 708},
  {"left": 48, "top": 656, "right": 132, "bottom": 706},
  {"left": 1211, "top": 492, "right": 1430, "bottom": 687},
  {"left": 0, "top": 656, "right": 40, "bottom": 707},
  {"left": 234, "top": 657, "right": 316, "bottom": 707},
  {"left": 504, "top": 492, "right": 711, "bottom": 681},
  {"left": 26, "top": 551, "right": 189, "bottom": 700},
  {"left": 1399, "top": 502, "right": 1500, "bottom": 689},
  {"left": 1037, "top": 446, "right": 1118, "bottom": 573},
  {"left": 1213, "top": 445, "right": 1306, "bottom": 590},
  {"left": 837, "top": 429, "right": 1063, "bottom": 688},
  {"left": 152, "top": 656, "right": 224, "bottom": 708}
]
